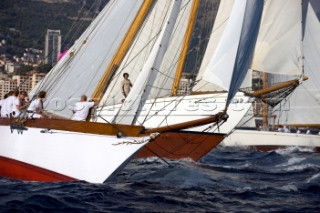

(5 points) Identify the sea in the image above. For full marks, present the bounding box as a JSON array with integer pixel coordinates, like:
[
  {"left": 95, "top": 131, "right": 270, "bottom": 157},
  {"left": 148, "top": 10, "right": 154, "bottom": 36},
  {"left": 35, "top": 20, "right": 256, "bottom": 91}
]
[{"left": 1, "top": 146, "right": 319, "bottom": 212}]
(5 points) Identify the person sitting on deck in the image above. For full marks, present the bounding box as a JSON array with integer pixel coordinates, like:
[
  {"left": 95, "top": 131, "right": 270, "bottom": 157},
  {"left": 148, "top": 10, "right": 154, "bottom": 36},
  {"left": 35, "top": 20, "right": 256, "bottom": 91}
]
[
  {"left": 283, "top": 126, "right": 290, "bottom": 133},
  {"left": 1, "top": 90, "right": 19, "bottom": 118},
  {"left": 12, "top": 91, "right": 29, "bottom": 118},
  {"left": 0, "top": 94, "right": 8, "bottom": 115},
  {"left": 28, "top": 91, "right": 47, "bottom": 118},
  {"left": 71, "top": 95, "right": 98, "bottom": 121}
]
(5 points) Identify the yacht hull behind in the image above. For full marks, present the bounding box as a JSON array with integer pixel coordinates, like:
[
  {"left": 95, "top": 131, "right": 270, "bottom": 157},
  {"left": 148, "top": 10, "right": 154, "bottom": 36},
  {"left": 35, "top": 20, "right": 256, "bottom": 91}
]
[{"left": 222, "top": 130, "right": 320, "bottom": 151}]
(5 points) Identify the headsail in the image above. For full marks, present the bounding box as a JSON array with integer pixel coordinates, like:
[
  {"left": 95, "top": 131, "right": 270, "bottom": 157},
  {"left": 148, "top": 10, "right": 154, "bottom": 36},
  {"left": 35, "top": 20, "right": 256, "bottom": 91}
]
[{"left": 201, "top": 0, "right": 264, "bottom": 107}]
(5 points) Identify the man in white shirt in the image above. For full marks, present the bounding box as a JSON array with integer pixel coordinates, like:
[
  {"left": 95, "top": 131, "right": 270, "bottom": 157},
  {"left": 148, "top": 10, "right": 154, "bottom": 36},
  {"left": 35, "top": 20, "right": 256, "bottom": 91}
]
[
  {"left": 0, "top": 94, "right": 7, "bottom": 113},
  {"left": 12, "top": 91, "right": 29, "bottom": 117},
  {"left": 28, "top": 91, "right": 46, "bottom": 118},
  {"left": 71, "top": 95, "right": 97, "bottom": 121},
  {"left": 1, "top": 90, "right": 19, "bottom": 118}
]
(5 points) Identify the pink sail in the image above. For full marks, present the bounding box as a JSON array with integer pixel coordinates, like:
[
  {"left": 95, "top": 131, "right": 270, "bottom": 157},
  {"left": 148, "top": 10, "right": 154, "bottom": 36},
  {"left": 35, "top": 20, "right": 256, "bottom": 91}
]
[{"left": 58, "top": 50, "right": 68, "bottom": 61}]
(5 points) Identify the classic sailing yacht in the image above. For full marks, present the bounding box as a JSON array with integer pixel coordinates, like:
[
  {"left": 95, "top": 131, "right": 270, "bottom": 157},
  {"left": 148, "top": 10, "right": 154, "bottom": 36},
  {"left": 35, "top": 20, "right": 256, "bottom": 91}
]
[
  {"left": 0, "top": 0, "right": 262, "bottom": 182},
  {"left": 222, "top": 0, "right": 320, "bottom": 151},
  {"left": 95, "top": 0, "right": 262, "bottom": 160}
]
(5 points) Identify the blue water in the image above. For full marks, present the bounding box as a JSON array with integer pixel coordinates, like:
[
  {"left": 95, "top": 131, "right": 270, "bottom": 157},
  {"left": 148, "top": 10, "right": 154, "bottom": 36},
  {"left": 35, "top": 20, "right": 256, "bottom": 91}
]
[{"left": 1, "top": 146, "right": 320, "bottom": 212}]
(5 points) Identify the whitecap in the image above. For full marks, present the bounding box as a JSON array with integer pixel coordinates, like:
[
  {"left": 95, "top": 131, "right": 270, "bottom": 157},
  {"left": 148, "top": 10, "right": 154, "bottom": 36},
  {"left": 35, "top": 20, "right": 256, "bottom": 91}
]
[
  {"left": 276, "top": 157, "right": 306, "bottom": 167},
  {"left": 280, "top": 184, "right": 298, "bottom": 192},
  {"left": 307, "top": 173, "right": 320, "bottom": 184}
]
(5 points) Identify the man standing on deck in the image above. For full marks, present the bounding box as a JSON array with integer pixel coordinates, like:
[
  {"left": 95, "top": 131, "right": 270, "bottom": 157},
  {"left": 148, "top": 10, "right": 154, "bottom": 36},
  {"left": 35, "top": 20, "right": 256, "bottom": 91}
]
[
  {"left": 121, "top": 73, "right": 133, "bottom": 98},
  {"left": 71, "top": 95, "right": 98, "bottom": 121}
]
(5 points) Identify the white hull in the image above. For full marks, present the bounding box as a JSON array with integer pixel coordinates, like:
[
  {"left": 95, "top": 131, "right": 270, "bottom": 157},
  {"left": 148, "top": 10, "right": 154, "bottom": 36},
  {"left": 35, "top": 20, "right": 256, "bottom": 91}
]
[
  {"left": 0, "top": 125, "right": 149, "bottom": 183},
  {"left": 222, "top": 129, "right": 320, "bottom": 150},
  {"left": 98, "top": 92, "right": 252, "bottom": 134}
]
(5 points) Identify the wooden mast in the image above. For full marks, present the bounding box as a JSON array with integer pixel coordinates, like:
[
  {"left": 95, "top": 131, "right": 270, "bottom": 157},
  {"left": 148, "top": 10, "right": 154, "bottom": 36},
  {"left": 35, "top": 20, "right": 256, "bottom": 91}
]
[
  {"left": 91, "top": 0, "right": 154, "bottom": 101},
  {"left": 262, "top": 72, "right": 268, "bottom": 130},
  {"left": 171, "top": 0, "right": 200, "bottom": 96}
]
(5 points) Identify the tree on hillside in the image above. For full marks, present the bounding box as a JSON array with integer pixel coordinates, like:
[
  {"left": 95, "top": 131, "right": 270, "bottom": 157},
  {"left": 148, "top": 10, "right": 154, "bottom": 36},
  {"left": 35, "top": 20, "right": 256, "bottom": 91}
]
[
  {"left": 15, "top": 65, "right": 33, "bottom": 75},
  {"left": 36, "top": 64, "right": 52, "bottom": 73}
]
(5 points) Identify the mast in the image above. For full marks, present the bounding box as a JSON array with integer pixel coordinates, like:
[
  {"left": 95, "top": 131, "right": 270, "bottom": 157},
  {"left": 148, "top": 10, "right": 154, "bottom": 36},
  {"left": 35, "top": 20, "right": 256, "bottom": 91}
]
[
  {"left": 91, "top": 0, "right": 154, "bottom": 101},
  {"left": 171, "top": 0, "right": 200, "bottom": 96},
  {"left": 262, "top": 72, "right": 268, "bottom": 130}
]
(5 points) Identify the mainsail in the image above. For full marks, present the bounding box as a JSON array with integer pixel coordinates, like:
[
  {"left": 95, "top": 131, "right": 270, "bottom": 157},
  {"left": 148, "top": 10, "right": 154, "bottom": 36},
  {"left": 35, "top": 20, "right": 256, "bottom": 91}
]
[
  {"left": 31, "top": 0, "right": 145, "bottom": 118},
  {"left": 275, "top": 0, "right": 320, "bottom": 125}
]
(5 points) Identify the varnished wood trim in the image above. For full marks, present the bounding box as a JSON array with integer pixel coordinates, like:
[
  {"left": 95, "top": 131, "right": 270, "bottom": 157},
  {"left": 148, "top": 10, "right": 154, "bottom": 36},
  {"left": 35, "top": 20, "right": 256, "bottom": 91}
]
[
  {"left": 0, "top": 118, "right": 144, "bottom": 137},
  {"left": 145, "top": 111, "right": 227, "bottom": 134}
]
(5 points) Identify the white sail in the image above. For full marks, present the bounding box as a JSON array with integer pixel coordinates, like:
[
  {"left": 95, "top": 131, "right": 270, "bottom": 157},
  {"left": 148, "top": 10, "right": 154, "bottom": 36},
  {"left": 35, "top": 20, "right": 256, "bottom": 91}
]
[
  {"left": 193, "top": 0, "right": 234, "bottom": 92},
  {"left": 100, "top": 0, "right": 193, "bottom": 107},
  {"left": 276, "top": 1, "right": 320, "bottom": 125},
  {"left": 251, "top": 0, "right": 302, "bottom": 75},
  {"left": 199, "top": 0, "right": 263, "bottom": 107},
  {"left": 113, "top": 0, "right": 182, "bottom": 125},
  {"left": 31, "top": 0, "right": 144, "bottom": 118},
  {"left": 202, "top": 0, "right": 246, "bottom": 90}
]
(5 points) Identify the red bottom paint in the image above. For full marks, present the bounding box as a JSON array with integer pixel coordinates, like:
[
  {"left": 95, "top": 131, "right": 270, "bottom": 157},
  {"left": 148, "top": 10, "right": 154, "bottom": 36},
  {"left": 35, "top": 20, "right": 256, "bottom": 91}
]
[
  {"left": 136, "top": 131, "right": 225, "bottom": 161},
  {"left": 0, "top": 156, "right": 76, "bottom": 182}
]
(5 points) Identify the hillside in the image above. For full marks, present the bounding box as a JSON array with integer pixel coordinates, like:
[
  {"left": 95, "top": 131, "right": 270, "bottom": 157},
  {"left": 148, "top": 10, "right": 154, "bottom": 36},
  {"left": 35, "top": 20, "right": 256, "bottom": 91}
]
[
  {"left": 0, "top": 0, "right": 219, "bottom": 76},
  {"left": 0, "top": 0, "right": 109, "bottom": 56}
]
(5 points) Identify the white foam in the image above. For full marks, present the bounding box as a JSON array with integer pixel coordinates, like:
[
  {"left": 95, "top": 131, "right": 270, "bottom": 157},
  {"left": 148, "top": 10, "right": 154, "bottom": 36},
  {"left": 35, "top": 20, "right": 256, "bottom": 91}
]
[
  {"left": 307, "top": 173, "right": 320, "bottom": 183},
  {"left": 276, "top": 157, "right": 306, "bottom": 167},
  {"left": 285, "top": 164, "right": 319, "bottom": 172},
  {"left": 275, "top": 146, "right": 315, "bottom": 155},
  {"left": 280, "top": 184, "right": 298, "bottom": 192}
]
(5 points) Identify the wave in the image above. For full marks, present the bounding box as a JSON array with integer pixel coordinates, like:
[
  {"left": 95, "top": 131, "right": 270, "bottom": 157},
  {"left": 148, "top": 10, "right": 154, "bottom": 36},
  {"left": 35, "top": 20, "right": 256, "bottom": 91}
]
[{"left": 275, "top": 146, "right": 316, "bottom": 155}]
